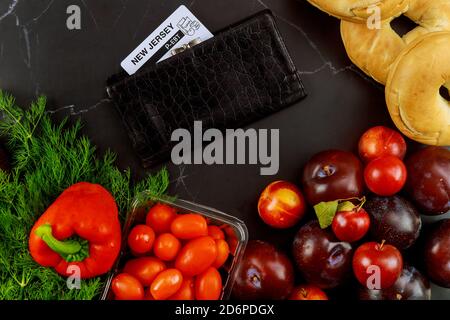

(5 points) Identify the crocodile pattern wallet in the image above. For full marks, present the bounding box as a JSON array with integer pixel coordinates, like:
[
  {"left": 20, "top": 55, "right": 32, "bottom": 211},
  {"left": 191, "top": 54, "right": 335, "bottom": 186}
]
[{"left": 107, "top": 10, "right": 307, "bottom": 167}]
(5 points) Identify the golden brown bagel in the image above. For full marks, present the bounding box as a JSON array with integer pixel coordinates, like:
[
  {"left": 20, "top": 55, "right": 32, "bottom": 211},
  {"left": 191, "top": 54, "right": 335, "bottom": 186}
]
[
  {"left": 341, "top": 0, "right": 450, "bottom": 84},
  {"left": 306, "top": 0, "right": 408, "bottom": 23},
  {"left": 385, "top": 32, "right": 450, "bottom": 146}
]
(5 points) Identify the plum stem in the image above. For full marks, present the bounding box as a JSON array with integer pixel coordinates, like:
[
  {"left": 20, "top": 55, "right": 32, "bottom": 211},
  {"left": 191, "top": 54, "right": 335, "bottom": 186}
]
[
  {"left": 300, "top": 288, "right": 308, "bottom": 298},
  {"left": 336, "top": 196, "right": 365, "bottom": 203},
  {"left": 356, "top": 196, "right": 366, "bottom": 211},
  {"left": 323, "top": 165, "right": 333, "bottom": 176}
]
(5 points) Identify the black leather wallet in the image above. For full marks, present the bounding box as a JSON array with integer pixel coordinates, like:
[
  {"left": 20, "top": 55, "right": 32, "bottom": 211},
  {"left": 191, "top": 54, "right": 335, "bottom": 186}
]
[{"left": 107, "top": 10, "right": 307, "bottom": 167}]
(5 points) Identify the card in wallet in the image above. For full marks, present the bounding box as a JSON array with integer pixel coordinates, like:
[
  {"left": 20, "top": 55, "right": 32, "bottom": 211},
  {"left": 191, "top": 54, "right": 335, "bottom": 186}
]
[{"left": 106, "top": 9, "right": 307, "bottom": 167}]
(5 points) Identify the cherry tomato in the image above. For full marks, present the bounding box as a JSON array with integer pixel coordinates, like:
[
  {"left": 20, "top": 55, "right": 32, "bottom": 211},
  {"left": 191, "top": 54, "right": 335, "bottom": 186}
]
[
  {"left": 127, "top": 224, "right": 155, "bottom": 254},
  {"left": 358, "top": 126, "right": 407, "bottom": 163},
  {"left": 208, "top": 225, "right": 225, "bottom": 240},
  {"left": 195, "top": 267, "right": 222, "bottom": 300},
  {"left": 258, "top": 181, "right": 307, "bottom": 228},
  {"left": 331, "top": 207, "right": 370, "bottom": 243},
  {"left": 169, "top": 278, "right": 195, "bottom": 300},
  {"left": 111, "top": 273, "right": 144, "bottom": 300},
  {"left": 227, "top": 237, "right": 238, "bottom": 255},
  {"left": 223, "top": 225, "right": 236, "bottom": 238},
  {"left": 353, "top": 241, "right": 403, "bottom": 289},
  {"left": 364, "top": 156, "right": 407, "bottom": 196},
  {"left": 213, "top": 239, "right": 230, "bottom": 268},
  {"left": 123, "top": 257, "right": 166, "bottom": 286},
  {"left": 153, "top": 233, "right": 181, "bottom": 261},
  {"left": 289, "top": 285, "right": 328, "bottom": 300},
  {"left": 175, "top": 236, "right": 217, "bottom": 276},
  {"left": 170, "top": 214, "right": 208, "bottom": 239},
  {"left": 222, "top": 226, "right": 239, "bottom": 253},
  {"left": 146, "top": 203, "right": 177, "bottom": 234},
  {"left": 150, "top": 269, "right": 183, "bottom": 300}
]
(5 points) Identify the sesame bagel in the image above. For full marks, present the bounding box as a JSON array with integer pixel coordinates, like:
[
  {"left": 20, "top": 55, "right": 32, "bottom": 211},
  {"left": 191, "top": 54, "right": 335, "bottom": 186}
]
[
  {"left": 306, "top": 0, "right": 408, "bottom": 23},
  {"left": 341, "top": 0, "right": 450, "bottom": 84},
  {"left": 385, "top": 32, "right": 450, "bottom": 146}
]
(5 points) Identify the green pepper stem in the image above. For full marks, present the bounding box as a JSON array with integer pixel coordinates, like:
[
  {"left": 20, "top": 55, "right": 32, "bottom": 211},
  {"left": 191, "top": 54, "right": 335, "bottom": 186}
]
[{"left": 35, "top": 224, "right": 89, "bottom": 262}]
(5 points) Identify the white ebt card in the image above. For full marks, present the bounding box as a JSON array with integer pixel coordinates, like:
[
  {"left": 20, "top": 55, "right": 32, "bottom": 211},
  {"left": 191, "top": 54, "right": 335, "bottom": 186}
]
[{"left": 121, "top": 5, "right": 214, "bottom": 75}]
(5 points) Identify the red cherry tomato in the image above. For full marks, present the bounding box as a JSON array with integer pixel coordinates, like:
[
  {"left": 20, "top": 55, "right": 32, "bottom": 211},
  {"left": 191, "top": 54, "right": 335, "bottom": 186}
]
[
  {"left": 208, "top": 225, "right": 225, "bottom": 240},
  {"left": 213, "top": 239, "right": 230, "bottom": 268},
  {"left": 289, "top": 285, "right": 328, "bottom": 300},
  {"left": 331, "top": 208, "right": 370, "bottom": 242},
  {"left": 111, "top": 273, "right": 144, "bottom": 300},
  {"left": 169, "top": 277, "right": 195, "bottom": 300},
  {"left": 364, "top": 156, "right": 407, "bottom": 196},
  {"left": 170, "top": 214, "right": 208, "bottom": 239},
  {"left": 227, "top": 237, "right": 238, "bottom": 255},
  {"left": 358, "top": 126, "right": 407, "bottom": 163},
  {"left": 222, "top": 225, "right": 236, "bottom": 238},
  {"left": 127, "top": 224, "right": 155, "bottom": 254},
  {"left": 258, "top": 181, "right": 307, "bottom": 229},
  {"left": 123, "top": 257, "right": 166, "bottom": 286},
  {"left": 222, "top": 226, "right": 239, "bottom": 254},
  {"left": 195, "top": 267, "right": 222, "bottom": 300},
  {"left": 150, "top": 268, "right": 183, "bottom": 300},
  {"left": 175, "top": 236, "right": 217, "bottom": 276},
  {"left": 146, "top": 203, "right": 177, "bottom": 234},
  {"left": 353, "top": 241, "right": 403, "bottom": 289},
  {"left": 153, "top": 233, "right": 181, "bottom": 261}
]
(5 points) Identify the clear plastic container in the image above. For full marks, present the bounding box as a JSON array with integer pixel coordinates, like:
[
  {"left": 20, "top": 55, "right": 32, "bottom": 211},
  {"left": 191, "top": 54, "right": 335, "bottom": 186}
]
[{"left": 101, "top": 192, "right": 248, "bottom": 300}]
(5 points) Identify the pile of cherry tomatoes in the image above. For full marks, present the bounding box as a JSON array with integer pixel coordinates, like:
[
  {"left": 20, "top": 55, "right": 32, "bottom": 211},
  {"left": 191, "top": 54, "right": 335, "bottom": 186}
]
[
  {"left": 359, "top": 126, "right": 407, "bottom": 196},
  {"left": 110, "top": 203, "right": 233, "bottom": 300}
]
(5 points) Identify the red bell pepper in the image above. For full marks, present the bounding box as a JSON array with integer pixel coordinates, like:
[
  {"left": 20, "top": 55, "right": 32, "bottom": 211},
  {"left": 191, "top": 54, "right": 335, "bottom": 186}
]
[{"left": 29, "top": 182, "right": 121, "bottom": 279}]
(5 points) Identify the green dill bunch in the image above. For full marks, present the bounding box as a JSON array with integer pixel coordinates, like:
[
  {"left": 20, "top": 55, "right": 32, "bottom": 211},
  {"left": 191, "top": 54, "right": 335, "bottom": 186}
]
[{"left": 0, "top": 91, "right": 169, "bottom": 300}]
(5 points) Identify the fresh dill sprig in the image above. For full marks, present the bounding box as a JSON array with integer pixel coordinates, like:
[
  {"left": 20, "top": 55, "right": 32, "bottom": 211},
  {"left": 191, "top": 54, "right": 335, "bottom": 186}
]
[{"left": 0, "top": 91, "right": 169, "bottom": 300}]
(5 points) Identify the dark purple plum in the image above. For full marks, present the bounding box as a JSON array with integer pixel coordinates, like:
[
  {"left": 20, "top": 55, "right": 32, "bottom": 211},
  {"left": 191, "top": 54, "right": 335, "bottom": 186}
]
[
  {"left": 365, "top": 195, "right": 421, "bottom": 250},
  {"left": 232, "top": 240, "right": 294, "bottom": 300},
  {"left": 358, "top": 265, "right": 431, "bottom": 300},
  {"left": 424, "top": 219, "right": 450, "bottom": 288},
  {"left": 405, "top": 146, "right": 450, "bottom": 215},
  {"left": 292, "top": 220, "right": 353, "bottom": 289},
  {"left": 301, "top": 150, "right": 364, "bottom": 205}
]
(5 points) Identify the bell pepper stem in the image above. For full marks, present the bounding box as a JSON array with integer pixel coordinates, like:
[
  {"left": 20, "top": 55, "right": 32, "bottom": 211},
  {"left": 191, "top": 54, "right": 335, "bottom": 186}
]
[{"left": 35, "top": 224, "right": 89, "bottom": 262}]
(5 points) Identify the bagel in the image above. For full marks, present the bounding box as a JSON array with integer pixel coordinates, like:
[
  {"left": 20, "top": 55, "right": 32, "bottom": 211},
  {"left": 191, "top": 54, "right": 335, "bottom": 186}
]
[
  {"left": 306, "top": 0, "right": 408, "bottom": 23},
  {"left": 385, "top": 32, "right": 450, "bottom": 146},
  {"left": 341, "top": 0, "right": 450, "bottom": 84}
]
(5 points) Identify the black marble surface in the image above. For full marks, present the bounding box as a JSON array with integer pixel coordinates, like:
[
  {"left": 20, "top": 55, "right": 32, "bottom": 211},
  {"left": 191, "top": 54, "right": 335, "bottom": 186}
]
[{"left": 0, "top": 0, "right": 448, "bottom": 299}]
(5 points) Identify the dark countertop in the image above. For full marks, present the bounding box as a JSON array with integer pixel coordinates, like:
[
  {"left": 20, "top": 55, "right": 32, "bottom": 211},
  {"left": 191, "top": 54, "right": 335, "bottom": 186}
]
[{"left": 0, "top": 0, "right": 449, "bottom": 299}]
